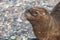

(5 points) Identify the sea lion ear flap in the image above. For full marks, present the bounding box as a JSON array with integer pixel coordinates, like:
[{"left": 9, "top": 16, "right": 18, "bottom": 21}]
[
  {"left": 42, "top": 8, "right": 49, "bottom": 15},
  {"left": 42, "top": 12, "right": 46, "bottom": 16}
]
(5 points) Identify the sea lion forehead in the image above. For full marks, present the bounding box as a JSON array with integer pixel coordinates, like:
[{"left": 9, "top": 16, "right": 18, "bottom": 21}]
[{"left": 30, "top": 7, "right": 45, "bottom": 12}]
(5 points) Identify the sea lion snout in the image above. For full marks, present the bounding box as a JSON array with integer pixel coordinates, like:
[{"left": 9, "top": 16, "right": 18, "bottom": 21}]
[
  {"left": 25, "top": 7, "right": 31, "bottom": 13},
  {"left": 25, "top": 9, "right": 30, "bottom": 13}
]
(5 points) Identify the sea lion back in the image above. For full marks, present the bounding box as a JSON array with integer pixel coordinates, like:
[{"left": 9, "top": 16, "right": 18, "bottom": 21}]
[{"left": 51, "top": 2, "right": 60, "bottom": 22}]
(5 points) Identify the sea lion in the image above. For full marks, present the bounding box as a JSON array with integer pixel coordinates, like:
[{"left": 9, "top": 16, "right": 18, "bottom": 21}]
[{"left": 24, "top": 6, "right": 60, "bottom": 40}]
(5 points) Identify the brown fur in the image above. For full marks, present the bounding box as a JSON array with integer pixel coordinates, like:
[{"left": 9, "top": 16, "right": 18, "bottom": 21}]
[{"left": 24, "top": 6, "right": 60, "bottom": 40}]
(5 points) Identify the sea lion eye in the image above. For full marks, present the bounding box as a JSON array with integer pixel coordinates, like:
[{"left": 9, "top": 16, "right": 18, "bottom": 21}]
[{"left": 33, "top": 11, "right": 39, "bottom": 16}]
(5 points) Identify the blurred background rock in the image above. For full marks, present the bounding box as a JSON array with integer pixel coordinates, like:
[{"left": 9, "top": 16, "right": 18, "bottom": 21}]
[{"left": 0, "top": 0, "right": 60, "bottom": 40}]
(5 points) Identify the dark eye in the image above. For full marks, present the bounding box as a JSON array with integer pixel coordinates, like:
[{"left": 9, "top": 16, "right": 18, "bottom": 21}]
[{"left": 33, "top": 11, "right": 39, "bottom": 16}]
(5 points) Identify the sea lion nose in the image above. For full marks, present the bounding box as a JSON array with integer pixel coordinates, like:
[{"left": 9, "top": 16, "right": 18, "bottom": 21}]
[
  {"left": 25, "top": 7, "right": 31, "bottom": 13},
  {"left": 26, "top": 9, "right": 30, "bottom": 13}
]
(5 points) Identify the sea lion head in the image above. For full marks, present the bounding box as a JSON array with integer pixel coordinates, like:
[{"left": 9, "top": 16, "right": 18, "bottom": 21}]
[{"left": 24, "top": 7, "right": 48, "bottom": 21}]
